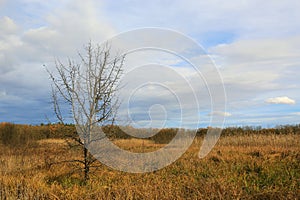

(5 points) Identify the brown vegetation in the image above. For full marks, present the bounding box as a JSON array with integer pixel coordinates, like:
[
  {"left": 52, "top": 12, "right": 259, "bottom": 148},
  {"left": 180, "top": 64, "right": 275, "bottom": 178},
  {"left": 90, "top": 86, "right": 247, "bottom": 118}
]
[{"left": 0, "top": 122, "right": 299, "bottom": 199}]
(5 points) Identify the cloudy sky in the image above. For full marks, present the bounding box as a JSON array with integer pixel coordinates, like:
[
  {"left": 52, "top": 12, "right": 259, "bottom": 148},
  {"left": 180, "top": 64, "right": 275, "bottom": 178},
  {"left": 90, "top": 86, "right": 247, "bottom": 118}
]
[{"left": 0, "top": 0, "right": 300, "bottom": 128}]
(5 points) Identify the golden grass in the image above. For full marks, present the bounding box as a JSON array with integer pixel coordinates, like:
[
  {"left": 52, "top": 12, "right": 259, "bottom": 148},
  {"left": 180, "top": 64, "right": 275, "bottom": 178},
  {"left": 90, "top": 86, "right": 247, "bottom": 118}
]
[
  {"left": 113, "top": 138, "right": 163, "bottom": 152},
  {"left": 0, "top": 134, "right": 299, "bottom": 199},
  {"left": 38, "top": 138, "right": 67, "bottom": 145}
]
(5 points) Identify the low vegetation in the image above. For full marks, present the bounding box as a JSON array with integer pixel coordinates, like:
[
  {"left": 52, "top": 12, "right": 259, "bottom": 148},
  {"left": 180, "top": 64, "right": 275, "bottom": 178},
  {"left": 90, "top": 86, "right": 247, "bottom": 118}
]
[{"left": 0, "top": 122, "right": 299, "bottom": 199}]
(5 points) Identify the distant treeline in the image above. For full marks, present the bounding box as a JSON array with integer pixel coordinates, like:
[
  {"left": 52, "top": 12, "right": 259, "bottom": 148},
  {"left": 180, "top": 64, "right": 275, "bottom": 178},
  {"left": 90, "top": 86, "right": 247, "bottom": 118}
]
[
  {"left": 197, "top": 124, "right": 300, "bottom": 136},
  {"left": 0, "top": 122, "right": 75, "bottom": 147},
  {"left": 0, "top": 122, "right": 299, "bottom": 146}
]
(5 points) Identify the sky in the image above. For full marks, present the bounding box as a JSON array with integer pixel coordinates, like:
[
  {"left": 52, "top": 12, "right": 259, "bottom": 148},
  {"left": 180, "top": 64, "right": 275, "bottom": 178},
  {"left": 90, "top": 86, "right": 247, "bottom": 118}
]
[{"left": 0, "top": 0, "right": 300, "bottom": 128}]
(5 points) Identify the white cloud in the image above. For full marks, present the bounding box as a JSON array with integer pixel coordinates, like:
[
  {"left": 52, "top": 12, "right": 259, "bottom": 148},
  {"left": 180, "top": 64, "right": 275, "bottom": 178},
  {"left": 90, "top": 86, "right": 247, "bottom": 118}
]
[
  {"left": 0, "top": 90, "right": 6, "bottom": 98},
  {"left": 265, "top": 96, "right": 296, "bottom": 105},
  {"left": 208, "top": 111, "right": 232, "bottom": 117},
  {"left": 0, "top": 1, "right": 117, "bottom": 85},
  {"left": 101, "top": 0, "right": 300, "bottom": 42},
  {"left": 0, "top": 16, "right": 19, "bottom": 34},
  {"left": 0, "top": 17, "right": 22, "bottom": 74},
  {"left": 117, "top": 63, "right": 206, "bottom": 128},
  {"left": 0, "top": 1, "right": 118, "bottom": 123},
  {"left": 0, "top": 0, "right": 6, "bottom": 6},
  {"left": 210, "top": 36, "right": 300, "bottom": 64},
  {"left": 0, "top": 1, "right": 116, "bottom": 65},
  {"left": 208, "top": 35, "right": 300, "bottom": 115}
]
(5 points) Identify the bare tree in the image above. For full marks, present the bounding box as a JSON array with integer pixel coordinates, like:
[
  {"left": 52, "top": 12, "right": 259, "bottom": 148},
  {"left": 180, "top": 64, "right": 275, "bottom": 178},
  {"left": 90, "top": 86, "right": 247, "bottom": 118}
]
[{"left": 47, "top": 42, "right": 125, "bottom": 182}]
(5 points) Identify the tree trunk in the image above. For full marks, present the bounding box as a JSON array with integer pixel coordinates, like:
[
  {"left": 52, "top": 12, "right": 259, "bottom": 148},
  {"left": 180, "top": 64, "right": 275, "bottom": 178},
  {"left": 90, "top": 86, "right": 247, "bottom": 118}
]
[{"left": 83, "top": 147, "right": 90, "bottom": 183}]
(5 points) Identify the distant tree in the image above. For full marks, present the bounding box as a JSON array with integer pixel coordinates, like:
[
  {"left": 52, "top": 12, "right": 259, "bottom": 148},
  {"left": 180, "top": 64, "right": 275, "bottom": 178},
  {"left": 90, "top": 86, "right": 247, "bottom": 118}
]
[
  {"left": 0, "top": 122, "right": 16, "bottom": 146},
  {"left": 47, "top": 42, "right": 125, "bottom": 182}
]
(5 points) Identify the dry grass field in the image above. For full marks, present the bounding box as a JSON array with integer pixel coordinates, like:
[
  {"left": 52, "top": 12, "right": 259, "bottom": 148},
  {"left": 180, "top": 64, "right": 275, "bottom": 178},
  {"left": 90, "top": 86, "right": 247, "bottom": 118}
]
[{"left": 0, "top": 133, "right": 299, "bottom": 199}]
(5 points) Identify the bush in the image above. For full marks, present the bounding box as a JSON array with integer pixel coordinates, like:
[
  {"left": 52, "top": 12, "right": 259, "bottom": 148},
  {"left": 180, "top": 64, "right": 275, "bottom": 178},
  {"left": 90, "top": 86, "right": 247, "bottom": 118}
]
[
  {"left": 0, "top": 122, "right": 17, "bottom": 146},
  {"left": 0, "top": 123, "right": 32, "bottom": 147}
]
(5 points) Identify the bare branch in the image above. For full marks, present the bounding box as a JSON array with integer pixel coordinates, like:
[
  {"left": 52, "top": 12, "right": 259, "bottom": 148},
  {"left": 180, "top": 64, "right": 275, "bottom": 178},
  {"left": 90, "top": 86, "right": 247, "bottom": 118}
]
[{"left": 46, "top": 41, "right": 125, "bottom": 183}]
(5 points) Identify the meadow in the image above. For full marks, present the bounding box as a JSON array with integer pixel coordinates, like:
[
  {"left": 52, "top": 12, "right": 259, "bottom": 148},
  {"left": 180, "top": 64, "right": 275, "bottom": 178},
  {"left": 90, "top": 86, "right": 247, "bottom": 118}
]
[{"left": 0, "top": 123, "right": 299, "bottom": 199}]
